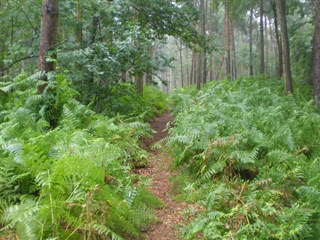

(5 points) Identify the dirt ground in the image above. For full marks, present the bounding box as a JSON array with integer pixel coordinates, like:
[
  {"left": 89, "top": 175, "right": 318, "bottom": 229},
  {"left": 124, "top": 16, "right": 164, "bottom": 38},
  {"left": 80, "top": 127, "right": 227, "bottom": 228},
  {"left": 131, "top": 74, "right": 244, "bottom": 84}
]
[{"left": 136, "top": 111, "right": 188, "bottom": 240}]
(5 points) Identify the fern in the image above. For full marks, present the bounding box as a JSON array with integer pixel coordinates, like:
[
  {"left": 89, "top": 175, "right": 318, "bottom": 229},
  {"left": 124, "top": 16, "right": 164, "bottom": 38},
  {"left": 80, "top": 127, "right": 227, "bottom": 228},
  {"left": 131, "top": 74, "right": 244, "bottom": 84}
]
[
  {"left": 168, "top": 77, "right": 320, "bottom": 239},
  {"left": 0, "top": 73, "right": 163, "bottom": 239}
]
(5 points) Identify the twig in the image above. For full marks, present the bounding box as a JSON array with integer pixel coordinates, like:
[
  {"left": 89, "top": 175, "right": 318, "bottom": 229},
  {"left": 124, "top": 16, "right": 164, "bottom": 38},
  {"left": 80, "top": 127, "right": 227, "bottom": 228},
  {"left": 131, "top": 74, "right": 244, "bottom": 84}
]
[{"left": 3, "top": 55, "right": 38, "bottom": 72}]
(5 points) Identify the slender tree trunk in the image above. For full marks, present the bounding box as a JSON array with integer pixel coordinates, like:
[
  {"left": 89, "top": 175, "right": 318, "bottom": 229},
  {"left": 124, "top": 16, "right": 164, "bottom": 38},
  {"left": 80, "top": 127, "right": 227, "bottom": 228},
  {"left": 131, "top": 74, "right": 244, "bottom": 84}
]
[
  {"left": 38, "top": 0, "right": 59, "bottom": 94},
  {"left": 271, "top": 0, "right": 283, "bottom": 77},
  {"left": 168, "top": 67, "right": 172, "bottom": 91},
  {"left": 209, "top": 56, "right": 214, "bottom": 80},
  {"left": 278, "top": 0, "right": 293, "bottom": 94},
  {"left": 249, "top": 6, "right": 254, "bottom": 76},
  {"left": 216, "top": 56, "right": 224, "bottom": 80},
  {"left": 231, "top": 20, "right": 237, "bottom": 80},
  {"left": 146, "top": 43, "right": 154, "bottom": 85},
  {"left": 185, "top": 46, "right": 189, "bottom": 85},
  {"left": 74, "top": 0, "right": 83, "bottom": 76},
  {"left": 192, "top": 52, "right": 197, "bottom": 84},
  {"left": 208, "top": 7, "right": 214, "bottom": 80},
  {"left": 164, "top": 67, "right": 169, "bottom": 92},
  {"left": 313, "top": 0, "right": 320, "bottom": 104},
  {"left": 190, "top": 51, "right": 194, "bottom": 84},
  {"left": 265, "top": 15, "right": 269, "bottom": 74},
  {"left": 197, "top": 52, "right": 203, "bottom": 89},
  {"left": 203, "top": 52, "right": 207, "bottom": 84},
  {"left": 239, "top": 32, "right": 244, "bottom": 76},
  {"left": 202, "top": 0, "right": 209, "bottom": 84},
  {"left": 176, "top": 40, "right": 184, "bottom": 87},
  {"left": 269, "top": 17, "right": 278, "bottom": 75},
  {"left": 260, "top": 0, "right": 265, "bottom": 74},
  {"left": 224, "top": 7, "right": 231, "bottom": 79},
  {"left": 197, "top": 0, "right": 205, "bottom": 89},
  {"left": 173, "top": 67, "right": 177, "bottom": 88}
]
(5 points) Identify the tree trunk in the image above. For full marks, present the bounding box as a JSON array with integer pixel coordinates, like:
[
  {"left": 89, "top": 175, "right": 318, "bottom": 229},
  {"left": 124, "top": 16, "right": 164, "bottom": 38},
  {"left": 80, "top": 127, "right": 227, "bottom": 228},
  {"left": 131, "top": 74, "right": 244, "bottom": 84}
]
[
  {"left": 192, "top": 52, "right": 197, "bottom": 84},
  {"left": 173, "top": 67, "right": 177, "bottom": 88},
  {"left": 278, "top": 0, "right": 293, "bottom": 94},
  {"left": 202, "top": 0, "right": 208, "bottom": 84},
  {"left": 203, "top": 52, "right": 207, "bottom": 84},
  {"left": 208, "top": 7, "right": 214, "bottom": 80},
  {"left": 269, "top": 17, "right": 278, "bottom": 75},
  {"left": 176, "top": 40, "right": 184, "bottom": 87},
  {"left": 231, "top": 20, "right": 237, "bottom": 80},
  {"left": 265, "top": 15, "right": 269, "bottom": 74},
  {"left": 197, "top": 0, "right": 205, "bottom": 90},
  {"left": 190, "top": 51, "right": 194, "bottom": 84},
  {"left": 146, "top": 43, "right": 154, "bottom": 85},
  {"left": 313, "top": 0, "right": 320, "bottom": 104},
  {"left": 197, "top": 52, "right": 203, "bottom": 89},
  {"left": 164, "top": 67, "right": 169, "bottom": 93},
  {"left": 271, "top": 0, "right": 283, "bottom": 77},
  {"left": 216, "top": 56, "right": 224, "bottom": 80},
  {"left": 249, "top": 6, "right": 254, "bottom": 76},
  {"left": 224, "top": 6, "right": 231, "bottom": 79},
  {"left": 185, "top": 46, "right": 189, "bottom": 85},
  {"left": 259, "top": 0, "right": 265, "bottom": 74},
  {"left": 239, "top": 32, "right": 244, "bottom": 76},
  {"left": 38, "top": 0, "right": 59, "bottom": 94}
]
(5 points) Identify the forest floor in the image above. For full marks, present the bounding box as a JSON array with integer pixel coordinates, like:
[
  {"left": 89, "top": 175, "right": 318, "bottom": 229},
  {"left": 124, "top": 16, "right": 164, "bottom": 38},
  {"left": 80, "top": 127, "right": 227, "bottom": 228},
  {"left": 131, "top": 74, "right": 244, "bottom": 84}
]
[{"left": 135, "top": 111, "right": 188, "bottom": 240}]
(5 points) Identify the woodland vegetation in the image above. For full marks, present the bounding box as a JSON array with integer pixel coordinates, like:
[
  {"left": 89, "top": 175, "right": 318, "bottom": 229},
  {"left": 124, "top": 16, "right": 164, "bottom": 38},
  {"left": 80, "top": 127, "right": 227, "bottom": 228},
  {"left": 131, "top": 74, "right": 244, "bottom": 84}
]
[{"left": 1, "top": 0, "right": 320, "bottom": 239}]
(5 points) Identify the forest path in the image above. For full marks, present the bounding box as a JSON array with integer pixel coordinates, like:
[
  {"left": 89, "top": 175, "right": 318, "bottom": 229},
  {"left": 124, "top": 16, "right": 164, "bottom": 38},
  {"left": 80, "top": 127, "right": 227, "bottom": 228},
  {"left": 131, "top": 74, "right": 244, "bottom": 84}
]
[{"left": 136, "top": 111, "right": 188, "bottom": 240}]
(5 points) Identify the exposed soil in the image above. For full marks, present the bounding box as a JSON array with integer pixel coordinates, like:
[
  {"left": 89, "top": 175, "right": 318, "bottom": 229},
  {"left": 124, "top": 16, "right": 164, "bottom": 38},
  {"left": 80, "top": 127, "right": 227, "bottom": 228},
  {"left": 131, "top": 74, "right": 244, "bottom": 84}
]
[{"left": 136, "top": 111, "right": 188, "bottom": 240}]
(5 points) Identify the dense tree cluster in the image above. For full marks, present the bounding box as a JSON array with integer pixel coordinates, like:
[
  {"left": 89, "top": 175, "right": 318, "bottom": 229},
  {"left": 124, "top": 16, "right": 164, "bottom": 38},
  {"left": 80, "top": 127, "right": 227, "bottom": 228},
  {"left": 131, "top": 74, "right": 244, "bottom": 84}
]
[{"left": 160, "top": 0, "right": 320, "bottom": 101}]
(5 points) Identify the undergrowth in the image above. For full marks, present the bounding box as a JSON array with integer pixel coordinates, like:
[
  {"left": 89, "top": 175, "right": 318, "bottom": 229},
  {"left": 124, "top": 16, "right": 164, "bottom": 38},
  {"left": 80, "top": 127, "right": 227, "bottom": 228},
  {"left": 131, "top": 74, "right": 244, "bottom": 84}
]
[
  {"left": 100, "top": 83, "right": 168, "bottom": 120},
  {"left": 0, "top": 73, "right": 164, "bottom": 239},
  {"left": 168, "top": 77, "right": 320, "bottom": 239}
]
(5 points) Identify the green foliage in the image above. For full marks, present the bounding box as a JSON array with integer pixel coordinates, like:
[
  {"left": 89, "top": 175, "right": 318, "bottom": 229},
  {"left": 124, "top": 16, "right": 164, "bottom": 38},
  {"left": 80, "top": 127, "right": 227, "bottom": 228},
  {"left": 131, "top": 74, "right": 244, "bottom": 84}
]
[
  {"left": 168, "top": 78, "right": 320, "bottom": 239},
  {"left": 115, "top": 0, "right": 200, "bottom": 47},
  {"left": 101, "top": 84, "right": 168, "bottom": 119},
  {"left": 0, "top": 74, "right": 162, "bottom": 239}
]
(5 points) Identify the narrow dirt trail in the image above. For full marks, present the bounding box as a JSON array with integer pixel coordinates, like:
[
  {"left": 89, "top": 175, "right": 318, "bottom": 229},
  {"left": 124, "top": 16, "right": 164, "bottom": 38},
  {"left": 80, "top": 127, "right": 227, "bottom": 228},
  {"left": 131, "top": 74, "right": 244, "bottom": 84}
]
[{"left": 137, "top": 111, "right": 188, "bottom": 240}]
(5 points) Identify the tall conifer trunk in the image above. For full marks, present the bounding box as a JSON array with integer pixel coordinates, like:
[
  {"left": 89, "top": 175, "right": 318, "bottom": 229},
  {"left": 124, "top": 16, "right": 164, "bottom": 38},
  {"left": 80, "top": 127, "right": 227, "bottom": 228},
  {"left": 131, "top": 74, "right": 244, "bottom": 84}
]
[
  {"left": 231, "top": 20, "right": 237, "bottom": 80},
  {"left": 197, "top": 0, "right": 205, "bottom": 89},
  {"left": 249, "top": 6, "right": 254, "bottom": 76},
  {"left": 190, "top": 51, "right": 195, "bottom": 84},
  {"left": 265, "top": 15, "right": 269, "bottom": 74},
  {"left": 224, "top": 6, "right": 231, "bottom": 79},
  {"left": 259, "top": 0, "right": 265, "bottom": 74},
  {"left": 271, "top": 0, "right": 283, "bottom": 77},
  {"left": 278, "top": 0, "right": 293, "bottom": 94},
  {"left": 208, "top": 8, "right": 214, "bottom": 80},
  {"left": 185, "top": 47, "right": 189, "bottom": 85}
]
